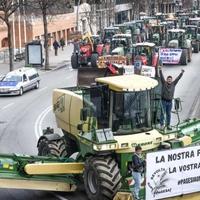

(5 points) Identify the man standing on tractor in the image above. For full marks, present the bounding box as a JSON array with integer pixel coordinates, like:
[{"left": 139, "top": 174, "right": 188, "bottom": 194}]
[{"left": 159, "top": 67, "right": 185, "bottom": 130}]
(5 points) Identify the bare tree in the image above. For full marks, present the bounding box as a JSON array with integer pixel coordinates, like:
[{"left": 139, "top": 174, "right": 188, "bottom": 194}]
[
  {"left": 80, "top": 2, "right": 95, "bottom": 34},
  {"left": 26, "top": 0, "right": 74, "bottom": 70},
  {"left": 0, "top": 0, "right": 20, "bottom": 71}
]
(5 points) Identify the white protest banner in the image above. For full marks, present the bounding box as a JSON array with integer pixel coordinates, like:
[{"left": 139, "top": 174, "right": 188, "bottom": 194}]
[
  {"left": 146, "top": 146, "right": 200, "bottom": 200},
  {"left": 123, "top": 65, "right": 155, "bottom": 77},
  {"left": 141, "top": 65, "right": 155, "bottom": 78},
  {"left": 159, "top": 48, "right": 182, "bottom": 64}
]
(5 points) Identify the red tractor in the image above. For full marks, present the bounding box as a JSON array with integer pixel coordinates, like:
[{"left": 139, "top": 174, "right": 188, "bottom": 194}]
[
  {"left": 71, "top": 33, "right": 104, "bottom": 69},
  {"left": 132, "top": 42, "right": 159, "bottom": 77}
]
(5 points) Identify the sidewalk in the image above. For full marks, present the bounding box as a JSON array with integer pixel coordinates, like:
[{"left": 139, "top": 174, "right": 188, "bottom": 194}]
[{"left": 0, "top": 44, "right": 73, "bottom": 75}]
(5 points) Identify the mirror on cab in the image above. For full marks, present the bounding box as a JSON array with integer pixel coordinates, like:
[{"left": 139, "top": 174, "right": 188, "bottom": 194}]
[
  {"left": 80, "top": 108, "right": 88, "bottom": 121},
  {"left": 174, "top": 98, "right": 182, "bottom": 112},
  {"left": 77, "top": 108, "right": 89, "bottom": 131}
]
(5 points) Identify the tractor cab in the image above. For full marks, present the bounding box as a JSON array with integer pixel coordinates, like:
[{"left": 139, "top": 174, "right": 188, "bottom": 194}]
[
  {"left": 188, "top": 17, "right": 200, "bottom": 27},
  {"left": 102, "top": 26, "right": 120, "bottom": 43},
  {"left": 149, "top": 24, "right": 167, "bottom": 46},
  {"left": 132, "top": 42, "right": 158, "bottom": 68},
  {"left": 111, "top": 34, "right": 132, "bottom": 56},
  {"left": 167, "top": 29, "right": 186, "bottom": 48},
  {"left": 185, "top": 25, "right": 200, "bottom": 53},
  {"left": 164, "top": 18, "right": 178, "bottom": 29},
  {"left": 176, "top": 12, "right": 190, "bottom": 28},
  {"left": 124, "top": 20, "right": 145, "bottom": 43},
  {"left": 185, "top": 25, "right": 198, "bottom": 39}
]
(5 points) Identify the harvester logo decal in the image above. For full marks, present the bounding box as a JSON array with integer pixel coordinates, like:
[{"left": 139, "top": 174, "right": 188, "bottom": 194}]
[
  {"left": 54, "top": 95, "right": 65, "bottom": 113},
  {"left": 147, "top": 168, "right": 171, "bottom": 198}
]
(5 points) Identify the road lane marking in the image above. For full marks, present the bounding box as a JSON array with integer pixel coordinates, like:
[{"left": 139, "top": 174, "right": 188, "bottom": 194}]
[
  {"left": 34, "top": 106, "right": 52, "bottom": 139},
  {"left": 38, "top": 87, "right": 48, "bottom": 92},
  {"left": 1, "top": 103, "right": 14, "bottom": 110},
  {"left": 53, "top": 193, "right": 69, "bottom": 200},
  {"left": 188, "top": 87, "right": 200, "bottom": 118}
]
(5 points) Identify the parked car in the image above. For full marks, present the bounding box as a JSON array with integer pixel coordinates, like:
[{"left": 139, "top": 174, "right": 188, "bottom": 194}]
[{"left": 0, "top": 67, "right": 40, "bottom": 96}]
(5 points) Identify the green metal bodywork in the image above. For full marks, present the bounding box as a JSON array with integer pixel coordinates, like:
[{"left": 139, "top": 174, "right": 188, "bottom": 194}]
[{"left": 0, "top": 154, "right": 76, "bottom": 184}]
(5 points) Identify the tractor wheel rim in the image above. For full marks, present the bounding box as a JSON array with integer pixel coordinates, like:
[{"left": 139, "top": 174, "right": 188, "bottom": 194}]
[{"left": 88, "top": 169, "right": 98, "bottom": 194}]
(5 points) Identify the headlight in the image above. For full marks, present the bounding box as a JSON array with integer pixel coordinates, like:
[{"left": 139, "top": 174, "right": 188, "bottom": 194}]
[{"left": 121, "top": 143, "right": 129, "bottom": 148}]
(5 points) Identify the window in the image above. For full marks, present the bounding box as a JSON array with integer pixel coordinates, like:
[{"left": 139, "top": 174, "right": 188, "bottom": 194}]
[
  {"left": 82, "top": 85, "right": 109, "bottom": 129},
  {"left": 28, "top": 73, "right": 39, "bottom": 81},
  {"left": 3, "top": 75, "right": 22, "bottom": 82},
  {"left": 112, "top": 91, "right": 152, "bottom": 134}
]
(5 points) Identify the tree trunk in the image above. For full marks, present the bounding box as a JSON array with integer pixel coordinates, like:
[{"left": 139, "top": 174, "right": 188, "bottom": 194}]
[
  {"left": 7, "top": 21, "right": 14, "bottom": 71},
  {"left": 88, "top": 17, "right": 94, "bottom": 34},
  {"left": 43, "top": 11, "right": 49, "bottom": 70}
]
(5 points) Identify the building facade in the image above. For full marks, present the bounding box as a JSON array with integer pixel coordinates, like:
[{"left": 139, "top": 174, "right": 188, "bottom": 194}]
[
  {"left": 155, "top": 0, "right": 182, "bottom": 14},
  {"left": 0, "top": 8, "right": 76, "bottom": 52}
]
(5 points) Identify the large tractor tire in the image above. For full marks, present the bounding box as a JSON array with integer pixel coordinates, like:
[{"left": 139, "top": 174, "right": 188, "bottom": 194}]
[
  {"left": 91, "top": 53, "right": 98, "bottom": 68},
  {"left": 71, "top": 54, "right": 80, "bottom": 69},
  {"left": 180, "top": 49, "right": 188, "bottom": 65},
  {"left": 193, "top": 43, "right": 199, "bottom": 53},
  {"left": 38, "top": 137, "right": 68, "bottom": 158},
  {"left": 84, "top": 156, "right": 122, "bottom": 200}
]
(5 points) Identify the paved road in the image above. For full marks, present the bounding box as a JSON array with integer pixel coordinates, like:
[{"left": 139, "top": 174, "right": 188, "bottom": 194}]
[{"left": 0, "top": 53, "right": 200, "bottom": 200}]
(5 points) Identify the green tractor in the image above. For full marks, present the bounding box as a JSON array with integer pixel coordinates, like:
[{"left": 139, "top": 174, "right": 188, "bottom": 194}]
[
  {"left": 149, "top": 24, "right": 167, "bottom": 46},
  {"left": 159, "top": 29, "right": 192, "bottom": 65},
  {"left": 185, "top": 25, "right": 200, "bottom": 53},
  {"left": 110, "top": 34, "right": 132, "bottom": 56},
  {"left": 102, "top": 26, "right": 120, "bottom": 43}
]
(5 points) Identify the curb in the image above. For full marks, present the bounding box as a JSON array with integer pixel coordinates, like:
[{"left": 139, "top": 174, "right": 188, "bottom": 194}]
[{"left": 40, "top": 61, "right": 71, "bottom": 72}]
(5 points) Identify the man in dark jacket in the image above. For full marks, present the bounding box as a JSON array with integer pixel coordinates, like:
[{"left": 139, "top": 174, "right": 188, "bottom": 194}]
[
  {"left": 132, "top": 145, "right": 145, "bottom": 200},
  {"left": 53, "top": 40, "right": 60, "bottom": 56},
  {"left": 159, "top": 67, "right": 184, "bottom": 130}
]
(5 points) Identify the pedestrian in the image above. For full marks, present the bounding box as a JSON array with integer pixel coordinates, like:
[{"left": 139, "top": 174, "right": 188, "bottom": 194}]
[
  {"left": 159, "top": 67, "right": 185, "bottom": 130},
  {"left": 60, "top": 38, "right": 65, "bottom": 51},
  {"left": 132, "top": 145, "right": 145, "bottom": 200},
  {"left": 53, "top": 39, "right": 60, "bottom": 56}
]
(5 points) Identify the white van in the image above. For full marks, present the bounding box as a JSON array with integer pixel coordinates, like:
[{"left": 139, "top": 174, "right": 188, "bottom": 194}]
[{"left": 0, "top": 67, "right": 40, "bottom": 96}]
